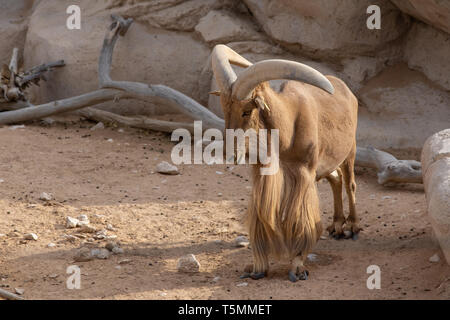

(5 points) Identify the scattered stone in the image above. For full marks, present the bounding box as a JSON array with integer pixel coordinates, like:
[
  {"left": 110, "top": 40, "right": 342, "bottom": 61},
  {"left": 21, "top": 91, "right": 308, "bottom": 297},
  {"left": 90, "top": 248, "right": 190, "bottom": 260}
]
[
  {"left": 320, "top": 235, "right": 328, "bottom": 240},
  {"left": 216, "top": 171, "right": 223, "bottom": 175},
  {"left": 9, "top": 125, "right": 25, "bottom": 130},
  {"left": 79, "top": 225, "right": 96, "bottom": 233},
  {"left": 0, "top": 179, "right": 4, "bottom": 183},
  {"left": 90, "top": 122, "right": 105, "bottom": 131},
  {"left": 41, "top": 118, "right": 55, "bottom": 126},
  {"left": 177, "top": 254, "right": 200, "bottom": 273},
  {"left": 217, "top": 192, "right": 223, "bottom": 197},
  {"left": 156, "top": 161, "right": 179, "bottom": 175},
  {"left": 118, "top": 259, "right": 132, "bottom": 265},
  {"left": 382, "top": 196, "right": 392, "bottom": 200},
  {"left": 14, "top": 288, "right": 24, "bottom": 295},
  {"left": 47, "top": 243, "right": 56, "bottom": 248},
  {"left": 236, "top": 282, "right": 248, "bottom": 287},
  {"left": 61, "top": 234, "right": 78, "bottom": 243},
  {"left": 429, "top": 254, "right": 440, "bottom": 263},
  {"left": 107, "top": 138, "right": 114, "bottom": 143},
  {"left": 212, "top": 276, "right": 221, "bottom": 282},
  {"left": 0, "top": 233, "right": 6, "bottom": 238},
  {"left": 307, "top": 253, "right": 318, "bottom": 262},
  {"left": 105, "top": 241, "right": 120, "bottom": 251},
  {"left": 78, "top": 214, "right": 89, "bottom": 223},
  {"left": 118, "top": 128, "right": 124, "bottom": 133},
  {"left": 91, "top": 248, "right": 110, "bottom": 259},
  {"left": 66, "top": 216, "right": 79, "bottom": 228},
  {"left": 112, "top": 247, "right": 124, "bottom": 254},
  {"left": 106, "top": 224, "right": 115, "bottom": 231},
  {"left": 24, "top": 233, "right": 38, "bottom": 241},
  {"left": 74, "top": 248, "right": 94, "bottom": 262},
  {"left": 233, "top": 236, "right": 249, "bottom": 247},
  {"left": 93, "top": 230, "right": 107, "bottom": 240},
  {"left": 114, "top": 265, "right": 122, "bottom": 270},
  {"left": 48, "top": 274, "right": 58, "bottom": 279},
  {"left": 39, "top": 192, "right": 52, "bottom": 201}
]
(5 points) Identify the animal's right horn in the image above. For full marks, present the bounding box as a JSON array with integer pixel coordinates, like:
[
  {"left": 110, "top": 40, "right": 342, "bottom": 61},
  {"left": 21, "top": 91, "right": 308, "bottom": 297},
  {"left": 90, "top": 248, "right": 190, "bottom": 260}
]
[{"left": 211, "top": 45, "right": 253, "bottom": 95}]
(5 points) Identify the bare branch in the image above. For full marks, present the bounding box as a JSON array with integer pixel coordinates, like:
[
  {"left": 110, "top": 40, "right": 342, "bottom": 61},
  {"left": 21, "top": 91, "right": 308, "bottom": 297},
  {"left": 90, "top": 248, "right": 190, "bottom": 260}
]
[
  {"left": 98, "top": 15, "right": 224, "bottom": 131},
  {"left": 0, "top": 288, "right": 24, "bottom": 300},
  {"left": 77, "top": 107, "right": 195, "bottom": 133},
  {"left": 0, "top": 89, "right": 128, "bottom": 125},
  {"left": 356, "top": 146, "right": 422, "bottom": 185},
  {"left": 9, "top": 48, "right": 18, "bottom": 74}
]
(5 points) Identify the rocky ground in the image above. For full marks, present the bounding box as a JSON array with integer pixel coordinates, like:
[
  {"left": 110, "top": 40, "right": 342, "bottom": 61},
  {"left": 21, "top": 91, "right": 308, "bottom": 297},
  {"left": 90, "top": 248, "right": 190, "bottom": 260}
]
[{"left": 0, "top": 119, "right": 449, "bottom": 300}]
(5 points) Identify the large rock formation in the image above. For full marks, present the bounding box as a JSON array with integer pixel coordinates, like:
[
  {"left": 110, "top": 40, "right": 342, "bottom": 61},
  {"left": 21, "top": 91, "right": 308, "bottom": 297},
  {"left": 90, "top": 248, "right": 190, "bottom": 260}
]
[
  {"left": 1, "top": 0, "right": 448, "bottom": 154},
  {"left": 391, "top": 0, "right": 450, "bottom": 34},
  {"left": 242, "top": 0, "right": 411, "bottom": 60},
  {"left": 0, "top": 0, "right": 34, "bottom": 66},
  {"left": 404, "top": 22, "right": 450, "bottom": 91},
  {"left": 422, "top": 129, "right": 450, "bottom": 265},
  {"left": 358, "top": 64, "right": 450, "bottom": 151}
]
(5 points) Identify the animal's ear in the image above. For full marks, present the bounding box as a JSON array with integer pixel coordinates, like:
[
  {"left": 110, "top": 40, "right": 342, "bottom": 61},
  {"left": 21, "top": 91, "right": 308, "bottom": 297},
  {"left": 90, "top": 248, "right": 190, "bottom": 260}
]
[
  {"left": 254, "top": 95, "right": 270, "bottom": 112},
  {"left": 209, "top": 90, "right": 221, "bottom": 96}
]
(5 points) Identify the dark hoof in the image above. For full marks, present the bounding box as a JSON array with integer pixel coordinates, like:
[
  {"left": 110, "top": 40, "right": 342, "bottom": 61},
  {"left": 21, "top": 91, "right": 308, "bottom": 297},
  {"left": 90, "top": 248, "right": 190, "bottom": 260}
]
[
  {"left": 240, "top": 272, "right": 265, "bottom": 280},
  {"left": 352, "top": 232, "right": 359, "bottom": 241},
  {"left": 288, "top": 270, "right": 309, "bottom": 282},
  {"left": 250, "top": 272, "right": 265, "bottom": 280}
]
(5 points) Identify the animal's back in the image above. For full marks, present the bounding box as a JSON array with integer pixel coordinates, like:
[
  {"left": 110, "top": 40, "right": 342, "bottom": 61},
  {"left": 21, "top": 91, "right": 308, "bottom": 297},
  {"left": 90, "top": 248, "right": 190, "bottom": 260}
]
[{"left": 281, "top": 76, "right": 358, "bottom": 179}]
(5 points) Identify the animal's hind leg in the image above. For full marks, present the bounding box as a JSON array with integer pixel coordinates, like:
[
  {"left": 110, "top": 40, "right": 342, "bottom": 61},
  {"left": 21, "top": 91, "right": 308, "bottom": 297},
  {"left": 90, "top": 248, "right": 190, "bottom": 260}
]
[
  {"left": 288, "top": 252, "right": 309, "bottom": 282},
  {"left": 325, "top": 168, "right": 346, "bottom": 239},
  {"left": 241, "top": 220, "right": 269, "bottom": 280},
  {"left": 341, "top": 144, "right": 361, "bottom": 239}
]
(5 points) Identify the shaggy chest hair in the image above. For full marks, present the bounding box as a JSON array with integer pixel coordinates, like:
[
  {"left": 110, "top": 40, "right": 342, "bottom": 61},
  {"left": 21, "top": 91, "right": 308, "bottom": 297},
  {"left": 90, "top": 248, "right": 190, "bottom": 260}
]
[{"left": 248, "top": 161, "right": 322, "bottom": 259}]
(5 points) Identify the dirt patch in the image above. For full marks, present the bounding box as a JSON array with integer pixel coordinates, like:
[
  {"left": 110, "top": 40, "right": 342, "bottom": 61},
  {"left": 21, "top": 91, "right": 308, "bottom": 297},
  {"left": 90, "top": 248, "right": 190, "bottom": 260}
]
[{"left": 0, "top": 120, "right": 449, "bottom": 299}]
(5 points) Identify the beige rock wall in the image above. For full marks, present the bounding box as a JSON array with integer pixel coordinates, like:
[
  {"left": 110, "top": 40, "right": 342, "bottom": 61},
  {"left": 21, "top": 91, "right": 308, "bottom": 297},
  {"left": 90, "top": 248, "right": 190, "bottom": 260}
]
[
  {"left": 391, "top": 0, "right": 450, "bottom": 34},
  {"left": 1, "top": 0, "right": 448, "bottom": 153}
]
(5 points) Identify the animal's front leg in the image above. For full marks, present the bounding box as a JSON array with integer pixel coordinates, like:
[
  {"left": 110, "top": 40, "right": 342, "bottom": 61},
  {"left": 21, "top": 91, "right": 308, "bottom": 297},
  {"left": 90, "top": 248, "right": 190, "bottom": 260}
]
[{"left": 288, "top": 253, "right": 309, "bottom": 282}]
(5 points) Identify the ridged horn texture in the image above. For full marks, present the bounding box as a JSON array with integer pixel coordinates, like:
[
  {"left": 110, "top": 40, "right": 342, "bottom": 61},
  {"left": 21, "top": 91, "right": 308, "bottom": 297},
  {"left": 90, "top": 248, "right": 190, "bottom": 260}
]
[
  {"left": 232, "top": 59, "right": 335, "bottom": 100},
  {"left": 211, "top": 44, "right": 253, "bottom": 95}
]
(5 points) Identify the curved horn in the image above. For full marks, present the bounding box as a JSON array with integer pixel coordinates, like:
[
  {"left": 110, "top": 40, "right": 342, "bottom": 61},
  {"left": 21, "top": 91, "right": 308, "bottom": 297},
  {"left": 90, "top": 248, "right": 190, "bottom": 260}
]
[
  {"left": 211, "top": 44, "right": 253, "bottom": 95},
  {"left": 232, "top": 59, "right": 335, "bottom": 100}
]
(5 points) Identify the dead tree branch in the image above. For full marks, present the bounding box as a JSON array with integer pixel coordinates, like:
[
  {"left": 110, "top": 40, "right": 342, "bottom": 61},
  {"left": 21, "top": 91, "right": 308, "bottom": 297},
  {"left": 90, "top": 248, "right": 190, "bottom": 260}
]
[
  {"left": 355, "top": 146, "right": 422, "bottom": 185},
  {"left": 0, "top": 288, "right": 25, "bottom": 300},
  {"left": 98, "top": 15, "right": 224, "bottom": 130},
  {"left": 0, "top": 15, "right": 224, "bottom": 132}
]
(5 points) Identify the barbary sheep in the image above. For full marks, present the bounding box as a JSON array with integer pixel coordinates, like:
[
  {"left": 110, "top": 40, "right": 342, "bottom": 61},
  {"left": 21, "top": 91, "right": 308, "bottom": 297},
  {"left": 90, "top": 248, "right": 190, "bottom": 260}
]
[{"left": 210, "top": 45, "right": 360, "bottom": 282}]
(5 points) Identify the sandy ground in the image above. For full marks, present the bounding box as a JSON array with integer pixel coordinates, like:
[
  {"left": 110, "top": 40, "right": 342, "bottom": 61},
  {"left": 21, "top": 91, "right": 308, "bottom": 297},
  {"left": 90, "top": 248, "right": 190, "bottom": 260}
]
[{"left": 0, "top": 119, "right": 449, "bottom": 300}]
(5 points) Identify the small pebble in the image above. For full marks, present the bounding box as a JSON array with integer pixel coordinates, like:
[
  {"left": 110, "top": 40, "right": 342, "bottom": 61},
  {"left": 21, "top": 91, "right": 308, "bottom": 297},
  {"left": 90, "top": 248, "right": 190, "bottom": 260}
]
[
  {"left": 177, "top": 254, "right": 200, "bottom": 273},
  {"left": 74, "top": 248, "right": 94, "bottom": 262},
  {"left": 429, "top": 254, "right": 440, "bottom": 263},
  {"left": 90, "top": 122, "right": 105, "bottom": 131},
  {"left": 236, "top": 282, "right": 248, "bottom": 287},
  {"left": 233, "top": 236, "right": 249, "bottom": 247},
  {"left": 91, "top": 248, "right": 110, "bottom": 259},
  {"left": 24, "top": 233, "right": 38, "bottom": 241},
  {"left": 66, "top": 216, "right": 79, "bottom": 229},
  {"left": 39, "top": 192, "right": 52, "bottom": 201},
  {"left": 15, "top": 288, "right": 25, "bottom": 295},
  {"left": 156, "top": 161, "right": 179, "bottom": 175},
  {"left": 47, "top": 243, "right": 56, "bottom": 248}
]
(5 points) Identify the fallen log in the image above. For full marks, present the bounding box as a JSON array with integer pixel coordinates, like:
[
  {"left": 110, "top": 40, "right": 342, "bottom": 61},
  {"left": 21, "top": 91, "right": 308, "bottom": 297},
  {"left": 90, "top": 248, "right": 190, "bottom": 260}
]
[{"left": 356, "top": 146, "right": 422, "bottom": 185}]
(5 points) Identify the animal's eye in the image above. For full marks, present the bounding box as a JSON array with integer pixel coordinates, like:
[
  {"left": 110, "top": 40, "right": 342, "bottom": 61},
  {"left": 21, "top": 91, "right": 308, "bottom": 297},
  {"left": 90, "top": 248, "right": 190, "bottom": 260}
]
[{"left": 242, "top": 110, "right": 252, "bottom": 117}]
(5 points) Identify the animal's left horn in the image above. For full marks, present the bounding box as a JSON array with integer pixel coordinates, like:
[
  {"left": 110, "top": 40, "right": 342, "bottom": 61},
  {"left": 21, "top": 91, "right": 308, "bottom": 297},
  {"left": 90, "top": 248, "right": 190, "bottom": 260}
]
[
  {"left": 211, "top": 45, "right": 253, "bottom": 95},
  {"left": 232, "top": 59, "right": 334, "bottom": 100}
]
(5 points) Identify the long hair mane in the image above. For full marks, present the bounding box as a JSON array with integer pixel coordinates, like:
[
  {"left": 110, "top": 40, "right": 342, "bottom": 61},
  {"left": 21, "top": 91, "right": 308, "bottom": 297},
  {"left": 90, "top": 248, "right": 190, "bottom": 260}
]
[{"left": 248, "top": 162, "right": 322, "bottom": 260}]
